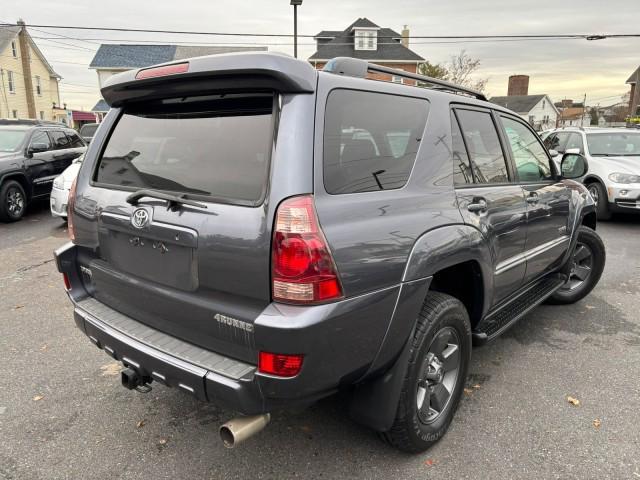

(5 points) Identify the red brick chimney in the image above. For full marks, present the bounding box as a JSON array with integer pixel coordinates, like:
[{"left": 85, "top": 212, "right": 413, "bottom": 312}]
[{"left": 508, "top": 75, "right": 529, "bottom": 96}]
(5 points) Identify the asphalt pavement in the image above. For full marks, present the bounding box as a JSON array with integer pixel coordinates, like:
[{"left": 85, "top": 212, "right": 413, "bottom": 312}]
[{"left": 1, "top": 202, "right": 639, "bottom": 480}]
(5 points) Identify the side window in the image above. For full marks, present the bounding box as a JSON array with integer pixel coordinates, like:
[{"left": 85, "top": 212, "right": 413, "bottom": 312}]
[
  {"left": 29, "top": 131, "right": 52, "bottom": 150},
  {"left": 500, "top": 116, "right": 552, "bottom": 182},
  {"left": 553, "top": 132, "right": 570, "bottom": 153},
  {"left": 455, "top": 109, "right": 509, "bottom": 184},
  {"left": 65, "top": 131, "right": 85, "bottom": 148},
  {"left": 323, "top": 90, "right": 429, "bottom": 194},
  {"left": 451, "top": 112, "right": 473, "bottom": 185},
  {"left": 543, "top": 133, "right": 559, "bottom": 150},
  {"left": 565, "top": 133, "right": 584, "bottom": 154},
  {"left": 48, "top": 131, "right": 70, "bottom": 150}
]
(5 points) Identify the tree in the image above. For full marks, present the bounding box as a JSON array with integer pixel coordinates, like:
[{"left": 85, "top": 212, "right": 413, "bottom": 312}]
[
  {"left": 418, "top": 50, "right": 488, "bottom": 93},
  {"left": 590, "top": 107, "right": 599, "bottom": 126}
]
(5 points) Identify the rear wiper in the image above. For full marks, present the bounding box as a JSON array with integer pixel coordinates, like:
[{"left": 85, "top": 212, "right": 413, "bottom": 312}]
[{"left": 126, "top": 189, "right": 207, "bottom": 210}]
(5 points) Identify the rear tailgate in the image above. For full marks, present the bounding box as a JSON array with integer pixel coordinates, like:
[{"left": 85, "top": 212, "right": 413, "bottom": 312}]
[{"left": 70, "top": 55, "right": 317, "bottom": 363}]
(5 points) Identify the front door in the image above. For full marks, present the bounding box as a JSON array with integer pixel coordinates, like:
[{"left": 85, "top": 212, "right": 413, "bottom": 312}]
[
  {"left": 24, "top": 130, "right": 56, "bottom": 197},
  {"left": 499, "top": 115, "right": 572, "bottom": 284},
  {"left": 452, "top": 108, "right": 528, "bottom": 306}
]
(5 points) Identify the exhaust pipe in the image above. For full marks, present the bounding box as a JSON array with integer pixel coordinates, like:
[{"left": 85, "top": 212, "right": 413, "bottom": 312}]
[{"left": 219, "top": 414, "right": 271, "bottom": 448}]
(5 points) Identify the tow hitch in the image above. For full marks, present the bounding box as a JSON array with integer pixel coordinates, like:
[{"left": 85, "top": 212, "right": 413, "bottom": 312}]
[{"left": 121, "top": 367, "right": 152, "bottom": 393}]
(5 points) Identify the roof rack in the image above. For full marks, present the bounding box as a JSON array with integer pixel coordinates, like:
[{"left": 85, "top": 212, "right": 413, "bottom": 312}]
[
  {"left": 322, "top": 57, "right": 487, "bottom": 101},
  {"left": 0, "top": 119, "right": 63, "bottom": 127}
]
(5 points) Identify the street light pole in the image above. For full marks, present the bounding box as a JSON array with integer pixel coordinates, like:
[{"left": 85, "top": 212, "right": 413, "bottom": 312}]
[{"left": 290, "top": 0, "right": 302, "bottom": 58}]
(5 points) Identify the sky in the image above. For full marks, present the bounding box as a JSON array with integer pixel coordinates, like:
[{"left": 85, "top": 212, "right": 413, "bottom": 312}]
[{"left": 4, "top": 0, "right": 639, "bottom": 110}]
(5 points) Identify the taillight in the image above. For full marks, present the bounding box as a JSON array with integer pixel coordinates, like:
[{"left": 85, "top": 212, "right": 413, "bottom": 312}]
[
  {"left": 62, "top": 272, "right": 71, "bottom": 291},
  {"left": 67, "top": 177, "right": 77, "bottom": 242},
  {"left": 135, "top": 62, "right": 189, "bottom": 80},
  {"left": 271, "top": 195, "right": 343, "bottom": 304},
  {"left": 258, "top": 351, "right": 303, "bottom": 377}
]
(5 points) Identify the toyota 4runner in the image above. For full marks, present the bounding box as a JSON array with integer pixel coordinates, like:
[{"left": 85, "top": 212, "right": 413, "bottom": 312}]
[{"left": 55, "top": 53, "right": 605, "bottom": 452}]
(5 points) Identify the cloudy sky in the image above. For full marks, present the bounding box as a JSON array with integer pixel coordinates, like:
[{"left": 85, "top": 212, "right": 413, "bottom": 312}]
[{"left": 5, "top": 0, "right": 639, "bottom": 110}]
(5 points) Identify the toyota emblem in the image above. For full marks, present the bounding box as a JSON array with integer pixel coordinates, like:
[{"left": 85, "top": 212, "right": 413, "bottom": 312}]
[{"left": 131, "top": 208, "right": 150, "bottom": 229}]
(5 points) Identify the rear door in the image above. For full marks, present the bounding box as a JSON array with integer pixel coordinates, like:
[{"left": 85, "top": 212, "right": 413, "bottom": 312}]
[
  {"left": 76, "top": 93, "right": 286, "bottom": 362},
  {"left": 498, "top": 114, "right": 571, "bottom": 284},
  {"left": 25, "top": 130, "right": 57, "bottom": 197},
  {"left": 453, "top": 107, "right": 528, "bottom": 306}
]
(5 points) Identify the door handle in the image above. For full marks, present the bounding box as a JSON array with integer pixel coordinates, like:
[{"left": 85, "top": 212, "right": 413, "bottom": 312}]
[
  {"left": 526, "top": 194, "right": 539, "bottom": 205},
  {"left": 467, "top": 199, "right": 487, "bottom": 213}
]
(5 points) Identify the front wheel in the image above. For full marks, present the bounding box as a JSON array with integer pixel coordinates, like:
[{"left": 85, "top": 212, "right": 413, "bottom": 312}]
[
  {"left": 547, "top": 226, "right": 605, "bottom": 305},
  {"left": 381, "top": 292, "right": 471, "bottom": 453},
  {"left": 0, "top": 180, "right": 27, "bottom": 222},
  {"left": 586, "top": 182, "right": 611, "bottom": 221}
]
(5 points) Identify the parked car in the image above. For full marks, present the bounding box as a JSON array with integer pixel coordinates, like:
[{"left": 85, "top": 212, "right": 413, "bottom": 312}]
[
  {"left": 79, "top": 123, "right": 99, "bottom": 144},
  {"left": 544, "top": 127, "right": 640, "bottom": 219},
  {"left": 0, "top": 119, "right": 86, "bottom": 222},
  {"left": 50, "top": 153, "right": 84, "bottom": 219},
  {"left": 55, "top": 53, "right": 605, "bottom": 453}
]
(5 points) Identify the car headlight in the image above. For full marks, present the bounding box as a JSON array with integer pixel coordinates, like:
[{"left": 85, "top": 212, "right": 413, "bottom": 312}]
[
  {"left": 53, "top": 176, "right": 64, "bottom": 189},
  {"left": 608, "top": 172, "right": 640, "bottom": 184}
]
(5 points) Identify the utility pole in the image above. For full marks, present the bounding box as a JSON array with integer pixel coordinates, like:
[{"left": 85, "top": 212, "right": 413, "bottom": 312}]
[
  {"left": 17, "top": 19, "right": 37, "bottom": 119},
  {"left": 290, "top": 0, "right": 302, "bottom": 58},
  {"left": 581, "top": 93, "right": 587, "bottom": 127}
]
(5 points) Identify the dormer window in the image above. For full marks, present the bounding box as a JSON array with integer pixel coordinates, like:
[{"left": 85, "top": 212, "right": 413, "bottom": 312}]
[{"left": 355, "top": 29, "right": 377, "bottom": 51}]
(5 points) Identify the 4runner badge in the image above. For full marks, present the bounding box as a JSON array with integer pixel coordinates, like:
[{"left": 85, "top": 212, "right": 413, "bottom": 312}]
[
  {"left": 214, "top": 313, "right": 254, "bottom": 333},
  {"left": 131, "top": 208, "right": 150, "bottom": 229}
]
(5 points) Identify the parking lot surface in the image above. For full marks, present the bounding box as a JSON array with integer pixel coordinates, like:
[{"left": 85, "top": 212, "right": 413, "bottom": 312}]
[{"left": 1, "top": 202, "right": 639, "bottom": 480}]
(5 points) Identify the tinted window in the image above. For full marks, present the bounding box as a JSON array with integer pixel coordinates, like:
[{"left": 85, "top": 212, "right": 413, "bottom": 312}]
[
  {"left": 456, "top": 109, "right": 509, "bottom": 184},
  {"left": 30, "top": 131, "right": 51, "bottom": 150},
  {"left": 501, "top": 116, "right": 552, "bottom": 182},
  {"left": 323, "top": 90, "right": 429, "bottom": 194},
  {"left": 554, "top": 132, "right": 570, "bottom": 153},
  {"left": 49, "top": 131, "right": 70, "bottom": 149},
  {"left": 451, "top": 113, "right": 473, "bottom": 185},
  {"left": 543, "top": 133, "right": 559, "bottom": 150},
  {"left": 65, "top": 131, "right": 85, "bottom": 148},
  {"left": 80, "top": 124, "right": 98, "bottom": 137},
  {"left": 95, "top": 94, "right": 274, "bottom": 206}
]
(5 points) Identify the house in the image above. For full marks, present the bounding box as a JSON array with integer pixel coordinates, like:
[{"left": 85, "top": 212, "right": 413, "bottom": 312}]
[
  {"left": 308, "top": 18, "right": 424, "bottom": 83},
  {"left": 490, "top": 95, "right": 559, "bottom": 131},
  {"left": 0, "top": 21, "right": 62, "bottom": 121},
  {"left": 557, "top": 106, "right": 590, "bottom": 127},
  {"left": 627, "top": 66, "right": 640, "bottom": 124},
  {"left": 88, "top": 44, "right": 267, "bottom": 119}
]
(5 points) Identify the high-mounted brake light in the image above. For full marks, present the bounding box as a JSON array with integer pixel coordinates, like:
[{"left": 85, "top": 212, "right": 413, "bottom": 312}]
[
  {"left": 135, "top": 62, "right": 189, "bottom": 80},
  {"left": 258, "top": 351, "right": 303, "bottom": 377},
  {"left": 67, "top": 177, "right": 77, "bottom": 242},
  {"left": 271, "top": 195, "right": 343, "bottom": 304}
]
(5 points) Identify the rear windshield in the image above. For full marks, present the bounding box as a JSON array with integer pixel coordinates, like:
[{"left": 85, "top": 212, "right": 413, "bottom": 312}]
[
  {"left": 323, "top": 89, "right": 429, "bottom": 194},
  {"left": 95, "top": 94, "right": 275, "bottom": 206}
]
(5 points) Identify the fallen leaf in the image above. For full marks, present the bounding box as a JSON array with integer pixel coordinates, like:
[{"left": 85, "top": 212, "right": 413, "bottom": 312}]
[
  {"left": 13, "top": 304, "right": 25, "bottom": 310},
  {"left": 137, "top": 420, "right": 145, "bottom": 428},
  {"left": 424, "top": 459, "right": 436, "bottom": 466},
  {"left": 585, "top": 305, "right": 595, "bottom": 310},
  {"left": 567, "top": 396, "right": 580, "bottom": 406},
  {"left": 40, "top": 344, "right": 48, "bottom": 352},
  {"left": 158, "top": 438, "right": 167, "bottom": 445},
  {"left": 100, "top": 362, "right": 122, "bottom": 376},
  {"left": 472, "top": 384, "right": 481, "bottom": 389},
  {"left": 33, "top": 395, "right": 44, "bottom": 402},
  {"left": 463, "top": 388, "right": 474, "bottom": 395},
  {"left": 593, "top": 418, "right": 601, "bottom": 428}
]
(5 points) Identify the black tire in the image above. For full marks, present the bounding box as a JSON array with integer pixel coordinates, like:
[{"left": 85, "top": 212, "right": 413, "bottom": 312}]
[
  {"left": 586, "top": 182, "right": 611, "bottom": 221},
  {"left": 381, "top": 292, "right": 471, "bottom": 453},
  {"left": 0, "top": 180, "right": 27, "bottom": 222},
  {"left": 547, "top": 226, "right": 605, "bottom": 305}
]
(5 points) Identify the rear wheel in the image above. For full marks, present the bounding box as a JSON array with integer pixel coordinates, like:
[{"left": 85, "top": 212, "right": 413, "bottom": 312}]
[
  {"left": 586, "top": 182, "right": 611, "bottom": 221},
  {"left": 0, "top": 180, "right": 27, "bottom": 222},
  {"left": 381, "top": 292, "right": 471, "bottom": 453},
  {"left": 547, "top": 226, "right": 605, "bottom": 305}
]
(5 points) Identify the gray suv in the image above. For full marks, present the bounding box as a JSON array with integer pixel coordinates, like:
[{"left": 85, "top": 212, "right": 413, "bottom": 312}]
[{"left": 55, "top": 53, "right": 605, "bottom": 452}]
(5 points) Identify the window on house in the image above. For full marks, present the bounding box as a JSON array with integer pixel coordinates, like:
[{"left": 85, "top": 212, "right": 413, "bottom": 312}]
[
  {"left": 7, "top": 71, "right": 15, "bottom": 93},
  {"left": 354, "top": 30, "right": 376, "bottom": 50},
  {"left": 528, "top": 115, "right": 535, "bottom": 125},
  {"left": 355, "top": 31, "right": 365, "bottom": 50},
  {"left": 35, "top": 76, "right": 41, "bottom": 95},
  {"left": 542, "top": 99, "right": 546, "bottom": 109},
  {"left": 11, "top": 41, "right": 17, "bottom": 57},
  {"left": 367, "top": 32, "right": 375, "bottom": 49},
  {"left": 12, "top": 110, "right": 18, "bottom": 119},
  {"left": 392, "top": 75, "right": 403, "bottom": 84}
]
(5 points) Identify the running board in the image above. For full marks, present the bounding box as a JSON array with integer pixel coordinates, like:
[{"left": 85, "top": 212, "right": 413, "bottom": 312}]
[{"left": 472, "top": 273, "right": 567, "bottom": 345}]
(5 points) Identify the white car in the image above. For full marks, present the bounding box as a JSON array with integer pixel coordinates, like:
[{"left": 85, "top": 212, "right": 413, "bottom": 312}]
[
  {"left": 544, "top": 127, "right": 640, "bottom": 219},
  {"left": 50, "top": 154, "right": 83, "bottom": 219}
]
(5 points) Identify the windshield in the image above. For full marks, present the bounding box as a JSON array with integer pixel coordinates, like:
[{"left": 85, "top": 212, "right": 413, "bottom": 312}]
[
  {"left": 587, "top": 132, "right": 640, "bottom": 156},
  {"left": 0, "top": 130, "right": 27, "bottom": 152}
]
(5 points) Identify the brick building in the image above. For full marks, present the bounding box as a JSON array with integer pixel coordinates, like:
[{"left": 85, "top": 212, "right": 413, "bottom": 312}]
[{"left": 308, "top": 18, "right": 424, "bottom": 83}]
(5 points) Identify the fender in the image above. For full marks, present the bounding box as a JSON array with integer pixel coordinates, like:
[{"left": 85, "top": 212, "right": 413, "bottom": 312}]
[
  {"left": 0, "top": 170, "right": 32, "bottom": 199},
  {"left": 349, "top": 224, "right": 493, "bottom": 432},
  {"left": 560, "top": 180, "right": 596, "bottom": 269}
]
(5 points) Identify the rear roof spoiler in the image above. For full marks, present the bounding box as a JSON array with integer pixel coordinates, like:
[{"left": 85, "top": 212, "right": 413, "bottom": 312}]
[{"left": 101, "top": 52, "right": 317, "bottom": 108}]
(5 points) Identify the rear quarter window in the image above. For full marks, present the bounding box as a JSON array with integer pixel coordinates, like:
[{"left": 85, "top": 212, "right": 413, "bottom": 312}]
[
  {"left": 323, "top": 89, "right": 429, "bottom": 194},
  {"left": 94, "top": 94, "right": 275, "bottom": 206}
]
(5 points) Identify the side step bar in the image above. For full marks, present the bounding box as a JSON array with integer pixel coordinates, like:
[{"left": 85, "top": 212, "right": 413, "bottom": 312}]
[{"left": 472, "top": 273, "right": 567, "bottom": 345}]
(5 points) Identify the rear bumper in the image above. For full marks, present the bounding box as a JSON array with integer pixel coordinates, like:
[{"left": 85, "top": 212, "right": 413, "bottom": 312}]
[{"left": 55, "top": 242, "right": 426, "bottom": 414}]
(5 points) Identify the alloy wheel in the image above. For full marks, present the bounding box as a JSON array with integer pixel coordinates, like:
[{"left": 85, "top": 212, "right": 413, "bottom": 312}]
[
  {"left": 561, "top": 241, "right": 594, "bottom": 292},
  {"left": 416, "top": 326, "right": 461, "bottom": 424},
  {"left": 6, "top": 187, "right": 25, "bottom": 218},
  {"left": 587, "top": 184, "right": 599, "bottom": 206}
]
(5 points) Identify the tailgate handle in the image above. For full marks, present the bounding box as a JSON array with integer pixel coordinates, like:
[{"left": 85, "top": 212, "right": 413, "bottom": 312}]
[{"left": 126, "top": 189, "right": 207, "bottom": 210}]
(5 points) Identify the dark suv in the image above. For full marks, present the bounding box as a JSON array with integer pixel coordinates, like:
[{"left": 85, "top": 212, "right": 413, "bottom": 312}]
[
  {"left": 55, "top": 53, "right": 605, "bottom": 452},
  {"left": 0, "top": 120, "right": 86, "bottom": 222}
]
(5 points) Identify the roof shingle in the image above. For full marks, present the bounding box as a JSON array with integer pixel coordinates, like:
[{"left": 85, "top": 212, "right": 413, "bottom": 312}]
[{"left": 490, "top": 95, "right": 546, "bottom": 114}]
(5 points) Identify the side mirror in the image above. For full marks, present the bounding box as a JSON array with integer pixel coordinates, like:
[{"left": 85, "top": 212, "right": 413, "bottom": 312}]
[
  {"left": 560, "top": 153, "right": 588, "bottom": 179},
  {"left": 28, "top": 142, "right": 49, "bottom": 155}
]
